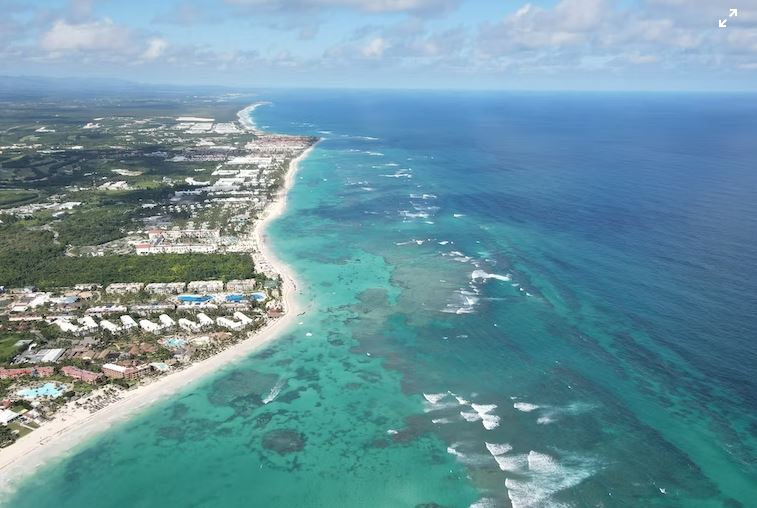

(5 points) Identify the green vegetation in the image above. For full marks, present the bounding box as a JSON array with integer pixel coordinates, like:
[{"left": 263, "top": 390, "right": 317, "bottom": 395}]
[
  {"left": 56, "top": 205, "right": 134, "bottom": 246},
  {"left": 0, "top": 425, "right": 16, "bottom": 447},
  {"left": 0, "top": 189, "right": 38, "bottom": 208},
  {"left": 0, "top": 333, "right": 26, "bottom": 363},
  {"left": 1, "top": 249, "right": 255, "bottom": 288}
]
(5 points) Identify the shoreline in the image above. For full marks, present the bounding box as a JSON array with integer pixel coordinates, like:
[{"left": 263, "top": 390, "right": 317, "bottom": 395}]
[{"left": 0, "top": 105, "right": 312, "bottom": 493}]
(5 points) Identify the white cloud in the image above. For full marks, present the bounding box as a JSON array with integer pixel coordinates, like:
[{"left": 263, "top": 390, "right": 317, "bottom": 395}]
[
  {"left": 143, "top": 38, "right": 168, "bottom": 60},
  {"left": 40, "top": 19, "right": 132, "bottom": 53},
  {"left": 225, "top": 0, "right": 460, "bottom": 15},
  {"left": 362, "top": 37, "right": 390, "bottom": 57}
]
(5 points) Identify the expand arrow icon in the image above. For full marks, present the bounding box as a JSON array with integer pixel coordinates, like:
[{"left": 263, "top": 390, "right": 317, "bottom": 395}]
[
  {"left": 719, "top": 19, "right": 727, "bottom": 28},
  {"left": 729, "top": 8, "right": 738, "bottom": 17}
]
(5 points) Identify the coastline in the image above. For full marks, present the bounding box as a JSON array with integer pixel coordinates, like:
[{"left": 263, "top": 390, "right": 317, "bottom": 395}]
[{"left": 0, "top": 106, "right": 311, "bottom": 493}]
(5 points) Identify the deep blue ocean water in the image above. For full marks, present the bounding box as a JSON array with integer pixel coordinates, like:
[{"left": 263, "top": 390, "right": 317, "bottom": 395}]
[{"left": 5, "top": 91, "right": 757, "bottom": 507}]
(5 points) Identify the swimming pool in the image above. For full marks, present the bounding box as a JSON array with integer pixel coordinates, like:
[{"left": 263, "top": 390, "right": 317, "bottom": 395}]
[
  {"left": 17, "top": 382, "right": 65, "bottom": 399},
  {"left": 162, "top": 338, "right": 187, "bottom": 348}
]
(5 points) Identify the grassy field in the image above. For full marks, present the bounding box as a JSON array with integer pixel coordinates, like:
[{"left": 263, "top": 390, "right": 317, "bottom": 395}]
[
  {"left": 0, "top": 189, "right": 39, "bottom": 208},
  {"left": 0, "top": 333, "right": 24, "bottom": 363}
]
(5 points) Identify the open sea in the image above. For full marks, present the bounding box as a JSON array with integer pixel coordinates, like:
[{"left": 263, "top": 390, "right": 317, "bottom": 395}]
[{"left": 4, "top": 91, "right": 757, "bottom": 507}]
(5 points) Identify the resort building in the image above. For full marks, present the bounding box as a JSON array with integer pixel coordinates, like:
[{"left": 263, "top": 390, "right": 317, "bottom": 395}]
[
  {"left": 87, "top": 305, "right": 127, "bottom": 315},
  {"left": 100, "top": 320, "right": 121, "bottom": 334},
  {"left": 197, "top": 313, "right": 214, "bottom": 327},
  {"left": 120, "top": 315, "right": 138, "bottom": 330},
  {"left": 78, "top": 316, "right": 99, "bottom": 331},
  {"left": 226, "top": 279, "right": 257, "bottom": 292},
  {"left": 187, "top": 280, "right": 224, "bottom": 293},
  {"left": 233, "top": 311, "right": 253, "bottom": 325},
  {"left": 145, "top": 282, "right": 186, "bottom": 294},
  {"left": 101, "top": 363, "right": 150, "bottom": 380},
  {"left": 54, "top": 319, "right": 80, "bottom": 334},
  {"left": 158, "top": 314, "right": 176, "bottom": 329},
  {"left": 139, "top": 319, "right": 161, "bottom": 333},
  {"left": 0, "top": 366, "right": 54, "bottom": 379},
  {"left": 105, "top": 283, "right": 145, "bottom": 294},
  {"left": 61, "top": 366, "right": 103, "bottom": 384},
  {"left": 178, "top": 318, "right": 200, "bottom": 332},
  {"left": 216, "top": 317, "right": 243, "bottom": 331}
]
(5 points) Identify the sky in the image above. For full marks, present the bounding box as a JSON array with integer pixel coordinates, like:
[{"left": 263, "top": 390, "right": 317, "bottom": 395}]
[{"left": 1, "top": 0, "right": 756, "bottom": 91}]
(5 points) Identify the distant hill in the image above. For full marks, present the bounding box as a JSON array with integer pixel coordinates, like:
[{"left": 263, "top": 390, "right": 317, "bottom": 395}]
[{"left": 0, "top": 75, "right": 250, "bottom": 99}]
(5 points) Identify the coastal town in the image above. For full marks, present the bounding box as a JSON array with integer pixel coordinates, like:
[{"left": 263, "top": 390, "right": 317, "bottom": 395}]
[{"left": 0, "top": 96, "right": 316, "bottom": 449}]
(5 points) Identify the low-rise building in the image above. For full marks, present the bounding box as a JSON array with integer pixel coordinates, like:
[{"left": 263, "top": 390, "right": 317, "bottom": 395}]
[
  {"left": 158, "top": 314, "right": 176, "bottom": 329},
  {"left": 100, "top": 320, "right": 121, "bottom": 334},
  {"left": 101, "top": 363, "right": 150, "bottom": 380},
  {"left": 105, "top": 283, "right": 145, "bottom": 294},
  {"left": 139, "top": 319, "right": 161, "bottom": 333},
  {"left": 216, "top": 316, "right": 242, "bottom": 331},
  {"left": 78, "top": 316, "right": 99, "bottom": 331},
  {"left": 226, "top": 279, "right": 257, "bottom": 292},
  {"left": 233, "top": 311, "right": 253, "bottom": 325},
  {"left": 196, "top": 313, "right": 214, "bottom": 327},
  {"left": 178, "top": 318, "right": 200, "bottom": 332},
  {"left": 187, "top": 280, "right": 223, "bottom": 293},
  {"left": 145, "top": 282, "right": 186, "bottom": 294},
  {"left": 54, "top": 319, "right": 80, "bottom": 334},
  {"left": 0, "top": 409, "right": 19, "bottom": 425},
  {"left": 87, "top": 304, "right": 128, "bottom": 315},
  {"left": 61, "top": 366, "right": 103, "bottom": 384},
  {"left": 0, "top": 366, "right": 55, "bottom": 379},
  {"left": 21, "top": 349, "right": 66, "bottom": 364},
  {"left": 120, "top": 315, "right": 138, "bottom": 330}
]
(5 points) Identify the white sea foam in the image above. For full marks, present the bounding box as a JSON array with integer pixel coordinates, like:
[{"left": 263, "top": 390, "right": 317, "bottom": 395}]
[
  {"left": 447, "top": 446, "right": 466, "bottom": 458},
  {"left": 472, "top": 403, "right": 497, "bottom": 414},
  {"left": 505, "top": 451, "right": 599, "bottom": 508},
  {"left": 453, "top": 213, "right": 465, "bottom": 217},
  {"left": 423, "top": 392, "right": 448, "bottom": 404},
  {"left": 438, "top": 240, "right": 450, "bottom": 245},
  {"left": 262, "top": 379, "right": 285, "bottom": 404},
  {"left": 400, "top": 210, "right": 430, "bottom": 219},
  {"left": 431, "top": 417, "right": 452, "bottom": 424},
  {"left": 458, "top": 403, "right": 500, "bottom": 430},
  {"left": 460, "top": 411, "right": 481, "bottom": 422},
  {"left": 485, "top": 442, "right": 513, "bottom": 456},
  {"left": 482, "top": 414, "right": 500, "bottom": 430},
  {"left": 365, "top": 151, "right": 384, "bottom": 156},
  {"left": 469, "top": 498, "right": 497, "bottom": 508},
  {"left": 495, "top": 453, "right": 529, "bottom": 472},
  {"left": 513, "top": 402, "right": 539, "bottom": 412},
  {"left": 527, "top": 451, "right": 559, "bottom": 473},
  {"left": 386, "top": 429, "right": 398, "bottom": 435},
  {"left": 537, "top": 416, "right": 554, "bottom": 425},
  {"left": 471, "top": 269, "right": 512, "bottom": 282},
  {"left": 380, "top": 167, "right": 412, "bottom": 178}
]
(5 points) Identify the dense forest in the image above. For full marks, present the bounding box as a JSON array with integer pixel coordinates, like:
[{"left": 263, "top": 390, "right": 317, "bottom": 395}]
[{"left": 0, "top": 219, "right": 255, "bottom": 288}]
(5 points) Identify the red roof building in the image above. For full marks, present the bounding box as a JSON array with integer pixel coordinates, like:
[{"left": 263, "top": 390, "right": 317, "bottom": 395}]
[{"left": 61, "top": 366, "right": 103, "bottom": 384}]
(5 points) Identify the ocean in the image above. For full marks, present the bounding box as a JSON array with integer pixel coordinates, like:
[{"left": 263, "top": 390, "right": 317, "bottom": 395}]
[{"left": 5, "top": 91, "right": 757, "bottom": 507}]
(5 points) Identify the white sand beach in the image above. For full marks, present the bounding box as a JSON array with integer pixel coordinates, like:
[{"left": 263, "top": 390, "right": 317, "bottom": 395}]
[
  {"left": 236, "top": 102, "right": 270, "bottom": 133},
  {"left": 0, "top": 107, "right": 312, "bottom": 492}
]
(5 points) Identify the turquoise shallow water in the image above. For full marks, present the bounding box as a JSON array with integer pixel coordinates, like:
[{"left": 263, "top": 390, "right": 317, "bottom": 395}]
[{"left": 5, "top": 91, "right": 757, "bottom": 507}]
